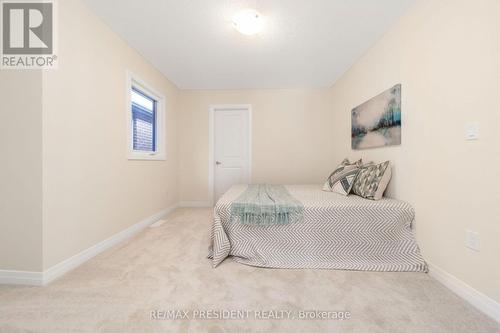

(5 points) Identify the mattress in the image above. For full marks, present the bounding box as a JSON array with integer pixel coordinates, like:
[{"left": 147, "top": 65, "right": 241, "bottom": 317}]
[{"left": 209, "top": 184, "right": 427, "bottom": 272}]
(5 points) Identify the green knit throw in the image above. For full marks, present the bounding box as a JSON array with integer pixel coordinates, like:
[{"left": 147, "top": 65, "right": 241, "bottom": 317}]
[{"left": 230, "top": 184, "right": 304, "bottom": 225}]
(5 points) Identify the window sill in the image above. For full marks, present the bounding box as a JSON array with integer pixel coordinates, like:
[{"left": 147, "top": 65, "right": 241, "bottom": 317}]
[{"left": 128, "top": 151, "right": 166, "bottom": 161}]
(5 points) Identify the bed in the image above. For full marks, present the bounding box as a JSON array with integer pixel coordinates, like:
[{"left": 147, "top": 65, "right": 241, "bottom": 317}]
[{"left": 208, "top": 184, "right": 427, "bottom": 272}]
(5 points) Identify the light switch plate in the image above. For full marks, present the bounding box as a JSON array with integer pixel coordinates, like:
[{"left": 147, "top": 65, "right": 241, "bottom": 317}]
[
  {"left": 465, "top": 229, "right": 480, "bottom": 251},
  {"left": 465, "top": 122, "right": 480, "bottom": 140}
]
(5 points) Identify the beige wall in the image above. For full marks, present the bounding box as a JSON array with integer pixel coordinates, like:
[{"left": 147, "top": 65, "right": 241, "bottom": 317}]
[
  {"left": 329, "top": 0, "right": 500, "bottom": 302},
  {"left": 179, "top": 89, "right": 334, "bottom": 203},
  {"left": 41, "top": 0, "right": 180, "bottom": 269},
  {"left": 0, "top": 71, "right": 43, "bottom": 271}
]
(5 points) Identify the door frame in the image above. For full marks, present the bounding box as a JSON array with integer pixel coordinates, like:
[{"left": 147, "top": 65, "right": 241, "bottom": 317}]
[{"left": 208, "top": 104, "right": 252, "bottom": 206}]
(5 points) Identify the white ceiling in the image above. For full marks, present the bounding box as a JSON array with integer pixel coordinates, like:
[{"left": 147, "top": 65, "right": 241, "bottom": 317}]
[{"left": 83, "top": 0, "right": 415, "bottom": 90}]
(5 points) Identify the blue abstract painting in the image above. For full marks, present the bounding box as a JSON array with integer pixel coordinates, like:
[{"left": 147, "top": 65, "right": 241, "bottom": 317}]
[{"left": 351, "top": 84, "right": 401, "bottom": 150}]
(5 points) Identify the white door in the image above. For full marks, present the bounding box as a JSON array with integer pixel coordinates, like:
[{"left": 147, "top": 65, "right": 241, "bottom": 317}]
[{"left": 214, "top": 107, "right": 250, "bottom": 201}]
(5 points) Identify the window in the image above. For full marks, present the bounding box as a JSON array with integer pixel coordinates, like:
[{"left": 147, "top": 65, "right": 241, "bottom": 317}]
[
  {"left": 127, "top": 72, "right": 165, "bottom": 160},
  {"left": 131, "top": 88, "right": 156, "bottom": 152}
]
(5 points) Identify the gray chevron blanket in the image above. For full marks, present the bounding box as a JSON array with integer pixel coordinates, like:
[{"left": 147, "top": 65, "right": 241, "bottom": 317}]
[
  {"left": 209, "top": 185, "right": 427, "bottom": 272},
  {"left": 230, "top": 184, "right": 304, "bottom": 225}
]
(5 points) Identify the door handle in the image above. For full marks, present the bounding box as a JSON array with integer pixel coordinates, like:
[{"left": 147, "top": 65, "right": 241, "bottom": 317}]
[{"left": 216, "top": 161, "right": 222, "bottom": 165}]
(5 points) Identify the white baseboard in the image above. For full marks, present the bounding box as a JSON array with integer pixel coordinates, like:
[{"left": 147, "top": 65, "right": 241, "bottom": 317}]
[
  {"left": 0, "top": 270, "right": 44, "bottom": 286},
  {"left": 0, "top": 204, "right": 178, "bottom": 286},
  {"left": 179, "top": 201, "right": 212, "bottom": 208},
  {"left": 428, "top": 262, "right": 500, "bottom": 324}
]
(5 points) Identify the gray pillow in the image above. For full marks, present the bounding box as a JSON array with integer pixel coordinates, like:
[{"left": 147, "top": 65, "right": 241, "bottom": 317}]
[
  {"left": 352, "top": 161, "right": 392, "bottom": 200},
  {"left": 323, "top": 159, "right": 362, "bottom": 195}
]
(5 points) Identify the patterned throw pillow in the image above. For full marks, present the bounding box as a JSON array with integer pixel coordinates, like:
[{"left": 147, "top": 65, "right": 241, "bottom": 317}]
[
  {"left": 352, "top": 161, "right": 392, "bottom": 200},
  {"left": 322, "top": 159, "right": 362, "bottom": 195}
]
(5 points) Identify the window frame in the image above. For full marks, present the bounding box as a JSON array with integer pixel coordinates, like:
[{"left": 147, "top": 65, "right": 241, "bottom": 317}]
[{"left": 126, "top": 71, "right": 166, "bottom": 161}]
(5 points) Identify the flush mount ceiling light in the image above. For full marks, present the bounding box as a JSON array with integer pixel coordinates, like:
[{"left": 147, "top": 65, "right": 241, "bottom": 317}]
[{"left": 232, "top": 9, "right": 264, "bottom": 36}]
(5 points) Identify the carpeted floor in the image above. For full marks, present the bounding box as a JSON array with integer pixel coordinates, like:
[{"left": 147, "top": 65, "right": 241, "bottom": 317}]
[{"left": 0, "top": 208, "right": 498, "bottom": 333}]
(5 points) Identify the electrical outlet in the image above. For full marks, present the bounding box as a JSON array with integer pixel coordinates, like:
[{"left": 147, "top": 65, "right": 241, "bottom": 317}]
[
  {"left": 465, "top": 122, "right": 480, "bottom": 140},
  {"left": 465, "top": 230, "right": 480, "bottom": 251}
]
